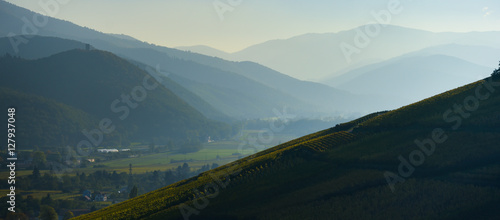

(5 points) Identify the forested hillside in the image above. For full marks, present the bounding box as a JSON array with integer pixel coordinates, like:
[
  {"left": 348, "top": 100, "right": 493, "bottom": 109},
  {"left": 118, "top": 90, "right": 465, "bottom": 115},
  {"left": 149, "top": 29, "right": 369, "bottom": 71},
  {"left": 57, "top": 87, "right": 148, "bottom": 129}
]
[{"left": 0, "top": 50, "right": 233, "bottom": 149}]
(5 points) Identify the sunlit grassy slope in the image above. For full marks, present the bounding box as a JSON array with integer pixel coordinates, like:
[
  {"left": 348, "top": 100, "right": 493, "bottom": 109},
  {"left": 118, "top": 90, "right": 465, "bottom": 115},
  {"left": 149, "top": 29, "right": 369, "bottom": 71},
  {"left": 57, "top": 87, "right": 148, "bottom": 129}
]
[{"left": 78, "top": 77, "right": 500, "bottom": 220}]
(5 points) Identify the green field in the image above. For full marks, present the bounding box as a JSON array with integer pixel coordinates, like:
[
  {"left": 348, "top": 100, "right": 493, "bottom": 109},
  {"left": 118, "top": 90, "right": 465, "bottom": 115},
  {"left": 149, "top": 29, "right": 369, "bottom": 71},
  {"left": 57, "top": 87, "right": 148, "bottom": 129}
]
[
  {"left": 97, "top": 132, "right": 295, "bottom": 174},
  {"left": 1, "top": 131, "right": 296, "bottom": 177}
]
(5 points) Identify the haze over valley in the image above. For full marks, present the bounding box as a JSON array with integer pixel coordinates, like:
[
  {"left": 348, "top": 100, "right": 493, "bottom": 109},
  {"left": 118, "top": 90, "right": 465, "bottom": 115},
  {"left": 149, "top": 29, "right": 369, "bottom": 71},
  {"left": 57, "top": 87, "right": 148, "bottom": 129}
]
[{"left": 1, "top": 1, "right": 500, "bottom": 219}]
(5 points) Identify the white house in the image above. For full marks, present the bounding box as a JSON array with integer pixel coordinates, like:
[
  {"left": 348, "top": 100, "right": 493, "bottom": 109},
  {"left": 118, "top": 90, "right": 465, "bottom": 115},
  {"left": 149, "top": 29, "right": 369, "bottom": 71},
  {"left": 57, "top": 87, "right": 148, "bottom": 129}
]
[{"left": 97, "top": 149, "right": 119, "bottom": 153}]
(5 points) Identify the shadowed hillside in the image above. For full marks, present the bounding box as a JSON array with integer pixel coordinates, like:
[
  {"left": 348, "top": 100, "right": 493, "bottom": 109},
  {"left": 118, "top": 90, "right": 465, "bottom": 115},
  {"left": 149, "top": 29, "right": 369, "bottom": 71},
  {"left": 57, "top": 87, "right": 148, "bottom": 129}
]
[{"left": 0, "top": 50, "right": 232, "bottom": 148}]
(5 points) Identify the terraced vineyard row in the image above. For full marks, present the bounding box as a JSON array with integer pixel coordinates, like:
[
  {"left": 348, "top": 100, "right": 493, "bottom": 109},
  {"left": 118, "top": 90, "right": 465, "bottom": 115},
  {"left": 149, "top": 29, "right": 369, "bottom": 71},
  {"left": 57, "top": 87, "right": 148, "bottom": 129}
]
[
  {"left": 333, "top": 111, "right": 389, "bottom": 132},
  {"left": 241, "top": 127, "right": 339, "bottom": 160},
  {"left": 300, "top": 131, "right": 355, "bottom": 152}
]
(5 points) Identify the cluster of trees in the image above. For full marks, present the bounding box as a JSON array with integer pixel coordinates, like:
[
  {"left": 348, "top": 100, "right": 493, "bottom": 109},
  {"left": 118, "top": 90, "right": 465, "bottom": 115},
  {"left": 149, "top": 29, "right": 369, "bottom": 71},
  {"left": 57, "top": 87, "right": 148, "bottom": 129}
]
[
  {"left": 0, "top": 167, "right": 129, "bottom": 192},
  {"left": 492, "top": 61, "right": 500, "bottom": 77},
  {"left": 0, "top": 194, "right": 82, "bottom": 220},
  {"left": 0, "top": 162, "right": 219, "bottom": 193}
]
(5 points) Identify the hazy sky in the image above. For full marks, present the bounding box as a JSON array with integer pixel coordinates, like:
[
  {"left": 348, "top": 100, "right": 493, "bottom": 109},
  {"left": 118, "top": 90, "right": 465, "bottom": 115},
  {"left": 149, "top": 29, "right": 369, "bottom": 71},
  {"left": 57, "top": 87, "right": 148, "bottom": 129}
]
[{"left": 6, "top": 0, "right": 500, "bottom": 52}]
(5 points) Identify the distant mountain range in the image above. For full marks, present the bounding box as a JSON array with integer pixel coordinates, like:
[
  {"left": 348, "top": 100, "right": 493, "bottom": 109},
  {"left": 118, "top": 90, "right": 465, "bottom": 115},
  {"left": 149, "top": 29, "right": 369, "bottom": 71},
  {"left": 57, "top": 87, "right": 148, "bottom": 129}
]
[
  {"left": 399, "top": 44, "right": 500, "bottom": 69},
  {"left": 327, "top": 54, "right": 492, "bottom": 106},
  {"left": 179, "top": 28, "right": 500, "bottom": 110},
  {"left": 179, "top": 25, "right": 500, "bottom": 81}
]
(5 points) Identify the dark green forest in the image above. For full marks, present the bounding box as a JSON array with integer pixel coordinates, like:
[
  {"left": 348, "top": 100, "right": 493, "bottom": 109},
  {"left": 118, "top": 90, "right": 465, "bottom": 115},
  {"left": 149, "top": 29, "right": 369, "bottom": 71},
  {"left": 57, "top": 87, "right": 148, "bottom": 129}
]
[{"left": 0, "top": 51, "right": 234, "bottom": 150}]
